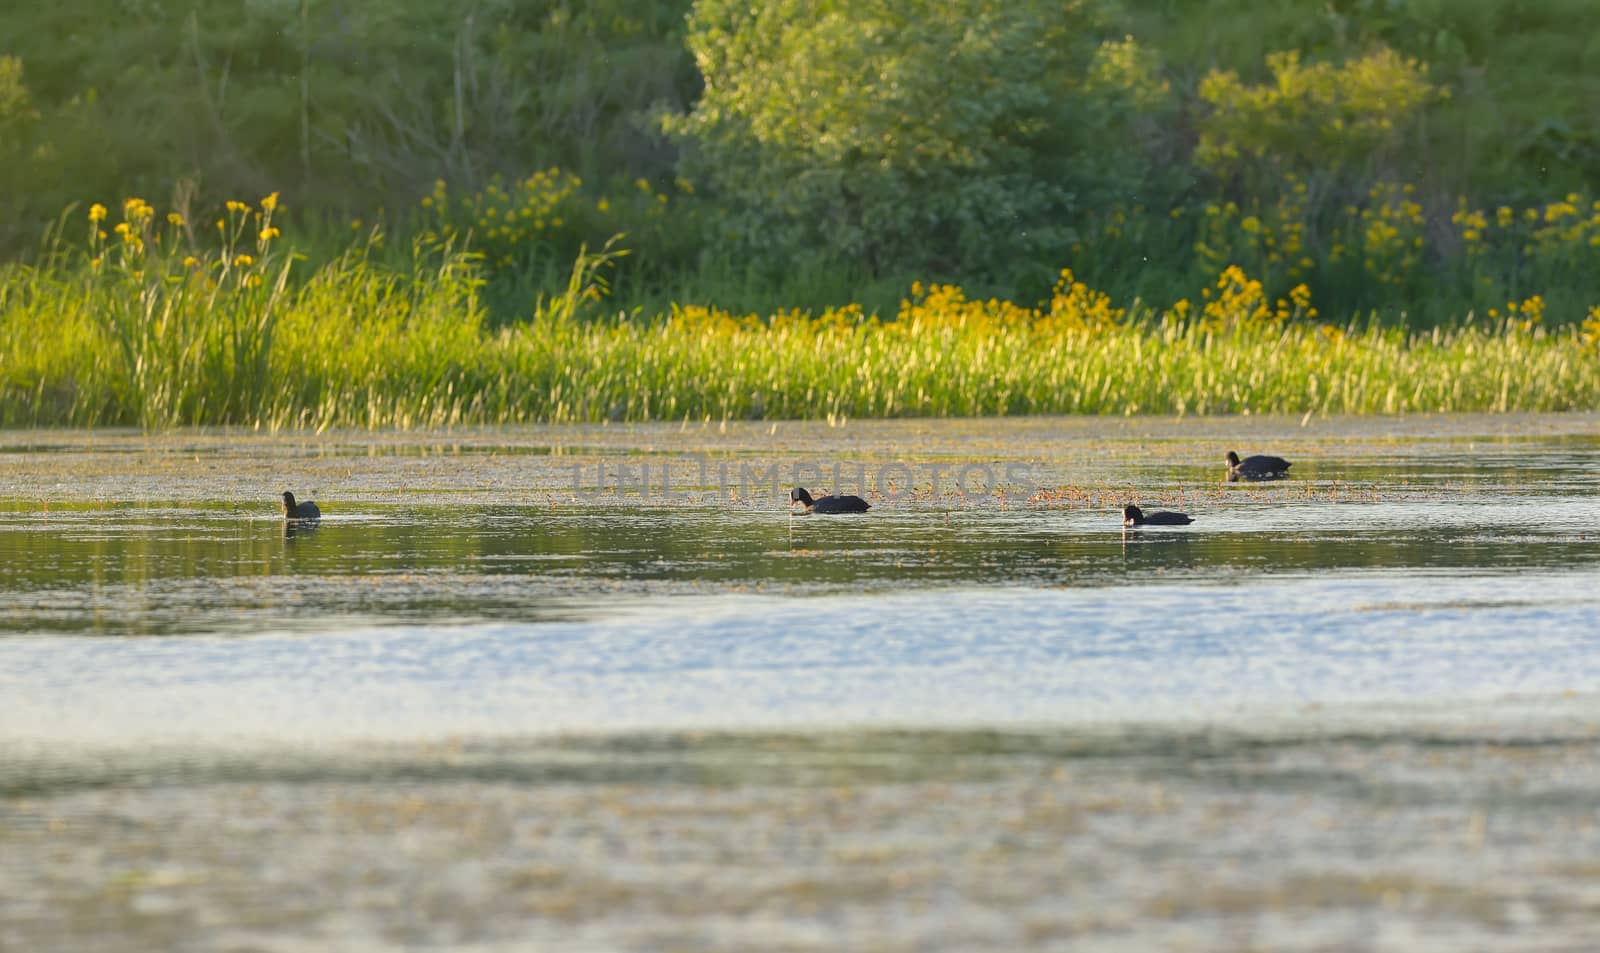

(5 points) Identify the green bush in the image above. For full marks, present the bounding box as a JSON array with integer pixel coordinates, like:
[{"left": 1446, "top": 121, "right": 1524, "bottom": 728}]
[
  {"left": 1196, "top": 48, "right": 1443, "bottom": 187},
  {"left": 665, "top": 0, "right": 1170, "bottom": 284}
]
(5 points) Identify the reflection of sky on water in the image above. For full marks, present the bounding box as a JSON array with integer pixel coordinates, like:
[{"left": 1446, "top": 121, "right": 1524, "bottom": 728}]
[{"left": 4, "top": 571, "right": 1600, "bottom": 744}]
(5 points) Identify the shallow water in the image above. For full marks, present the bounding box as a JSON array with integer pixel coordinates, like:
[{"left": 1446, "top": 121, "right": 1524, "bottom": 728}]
[{"left": 3, "top": 415, "right": 1600, "bottom": 951}]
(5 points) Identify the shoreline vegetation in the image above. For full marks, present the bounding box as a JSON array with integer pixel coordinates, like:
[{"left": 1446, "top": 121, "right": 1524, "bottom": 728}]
[
  {"left": 2, "top": 1, "right": 1599, "bottom": 427},
  {"left": 2, "top": 196, "right": 1597, "bottom": 429}
]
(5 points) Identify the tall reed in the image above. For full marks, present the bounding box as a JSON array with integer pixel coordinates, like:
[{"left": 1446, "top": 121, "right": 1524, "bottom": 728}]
[{"left": 4, "top": 202, "right": 1599, "bottom": 429}]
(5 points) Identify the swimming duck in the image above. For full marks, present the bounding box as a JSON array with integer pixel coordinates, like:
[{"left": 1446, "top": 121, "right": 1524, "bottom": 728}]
[
  {"left": 1225, "top": 450, "right": 1291, "bottom": 481},
  {"left": 791, "top": 487, "right": 870, "bottom": 514},
  {"left": 282, "top": 491, "right": 322, "bottom": 520},
  {"left": 1122, "top": 504, "right": 1193, "bottom": 526}
]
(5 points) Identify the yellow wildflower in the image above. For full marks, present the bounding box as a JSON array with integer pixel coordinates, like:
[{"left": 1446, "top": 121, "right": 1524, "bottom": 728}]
[
  {"left": 1583, "top": 305, "right": 1600, "bottom": 347},
  {"left": 1519, "top": 295, "right": 1545, "bottom": 325},
  {"left": 88, "top": 203, "right": 107, "bottom": 223},
  {"left": 233, "top": 254, "right": 254, "bottom": 267},
  {"left": 261, "top": 192, "right": 279, "bottom": 212}
]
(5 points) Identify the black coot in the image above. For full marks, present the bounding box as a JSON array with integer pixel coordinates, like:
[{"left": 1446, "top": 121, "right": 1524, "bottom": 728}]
[
  {"left": 791, "top": 487, "right": 870, "bottom": 514},
  {"left": 282, "top": 491, "right": 322, "bottom": 520},
  {"left": 1225, "top": 450, "right": 1291, "bottom": 481},
  {"left": 1122, "top": 504, "right": 1193, "bottom": 526}
]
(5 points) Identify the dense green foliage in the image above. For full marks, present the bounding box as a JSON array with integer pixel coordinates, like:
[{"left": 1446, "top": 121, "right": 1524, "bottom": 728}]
[
  {"left": 1127, "top": 0, "right": 1600, "bottom": 196},
  {"left": 665, "top": 0, "right": 1160, "bottom": 284},
  {"left": 2, "top": 2, "right": 1596, "bottom": 287},
  {"left": 2, "top": 0, "right": 1599, "bottom": 427},
  {"left": 0, "top": 0, "right": 698, "bottom": 251}
]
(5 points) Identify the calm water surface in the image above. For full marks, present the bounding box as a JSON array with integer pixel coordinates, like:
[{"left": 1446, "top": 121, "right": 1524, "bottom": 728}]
[{"left": 3, "top": 415, "right": 1600, "bottom": 951}]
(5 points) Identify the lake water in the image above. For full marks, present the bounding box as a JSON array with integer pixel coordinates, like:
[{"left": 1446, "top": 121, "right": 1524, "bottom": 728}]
[{"left": 3, "top": 415, "right": 1600, "bottom": 951}]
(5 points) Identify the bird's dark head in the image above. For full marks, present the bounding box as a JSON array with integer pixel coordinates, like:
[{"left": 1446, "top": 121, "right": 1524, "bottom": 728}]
[
  {"left": 790, "top": 487, "right": 815, "bottom": 506},
  {"left": 1225, "top": 451, "right": 1241, "bottom": 467},
  {"left": 1122, "top": 504, "right": 1143, "bottom": 526},
  {"left": 282, "top": 491, "right": 297, "bottom": 513}
]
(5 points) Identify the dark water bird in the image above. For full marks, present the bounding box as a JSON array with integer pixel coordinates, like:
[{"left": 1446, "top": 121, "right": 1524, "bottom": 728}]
[
  {"left": 791, "top": 487, "right": 870, "bottom": 514},
  {"left": 282, "top": 491, "right": 321, "bottom": 520},
  {"left": 1122, "top": 504, "right": 1193, "bottom": 526},
  {"left": 1225, "top": 450, "right": 1292, "bottom": 481}
]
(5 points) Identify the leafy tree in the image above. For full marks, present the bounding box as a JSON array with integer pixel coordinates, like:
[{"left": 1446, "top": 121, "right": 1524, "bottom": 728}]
[
  {"left": 1195, "top": 48, "right": 1444, "bottom": 188},
  {"left": 667, "top": 0, "right": 1167, "bottom": 283}
]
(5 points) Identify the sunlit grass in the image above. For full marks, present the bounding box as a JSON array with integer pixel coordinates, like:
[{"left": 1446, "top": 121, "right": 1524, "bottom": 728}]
[
  {"left": 505, "top": 276, "right": 1597, "bottom": 422},
  {"left": 3, "top": 198, "right": 1600, "bottom": 429}
]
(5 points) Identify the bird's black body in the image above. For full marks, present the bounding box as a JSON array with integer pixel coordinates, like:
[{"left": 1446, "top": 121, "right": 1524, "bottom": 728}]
[
  {"left": 1122, "top": 504, "right": 1193, "bottom": 526},
  {"left": 791, "top": 487, "right": 870, "bottom": 514},
  {"left": 282, "top": 491, "right": 321, "bottom": 520},
  {"left": 1225, "top": 450, "right": 1292, "bottom": 481}
]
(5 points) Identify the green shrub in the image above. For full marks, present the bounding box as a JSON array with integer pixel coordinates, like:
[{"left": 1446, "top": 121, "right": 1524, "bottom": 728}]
[
  {"left": 665, "top": 0, "right": 1165, "bottom": 284},
  {"left": 1196, "top": 48, "right": 1443, "bottom": 187}
]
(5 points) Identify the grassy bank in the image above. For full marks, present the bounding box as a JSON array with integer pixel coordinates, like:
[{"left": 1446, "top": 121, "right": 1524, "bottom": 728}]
[{"left": 4, "top": 197, "right": 1598, "bottom": 429}]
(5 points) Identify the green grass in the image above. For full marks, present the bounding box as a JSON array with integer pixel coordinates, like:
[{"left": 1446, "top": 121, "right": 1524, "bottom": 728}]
[{"left": 4, "top": 232, "right": 1598, "bottom": 429}]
